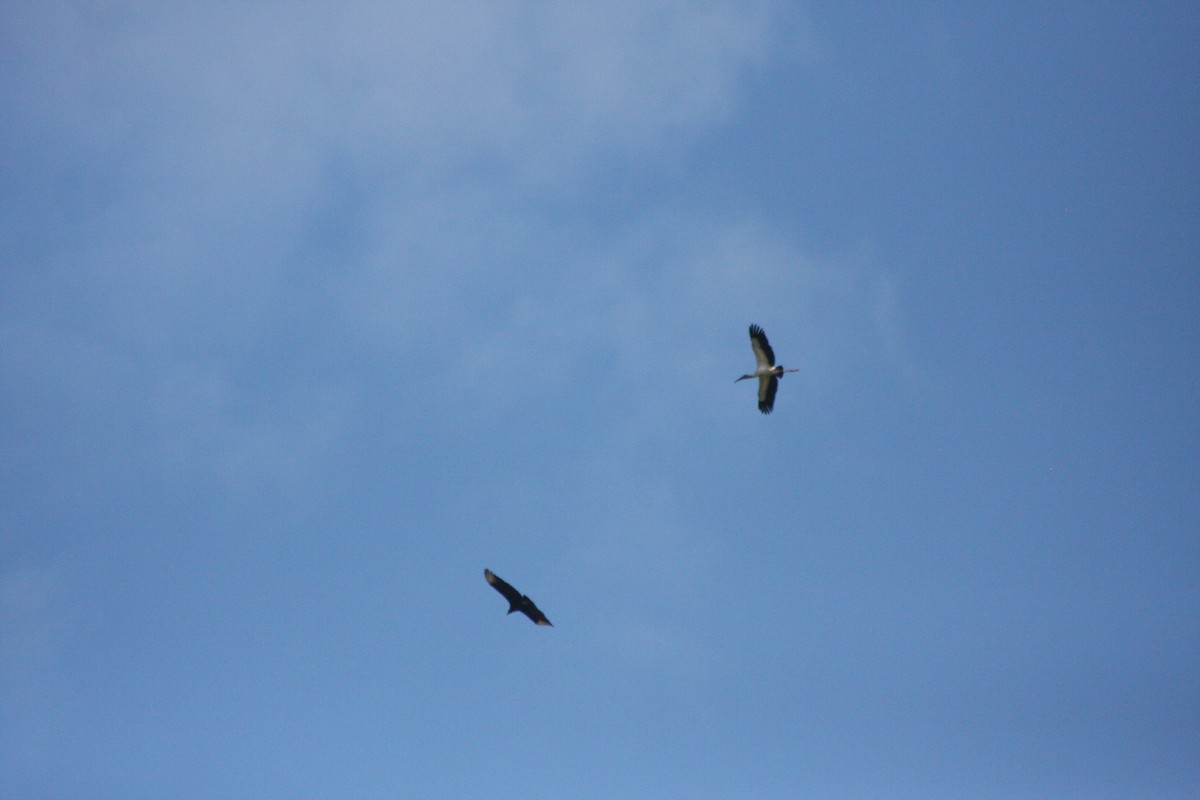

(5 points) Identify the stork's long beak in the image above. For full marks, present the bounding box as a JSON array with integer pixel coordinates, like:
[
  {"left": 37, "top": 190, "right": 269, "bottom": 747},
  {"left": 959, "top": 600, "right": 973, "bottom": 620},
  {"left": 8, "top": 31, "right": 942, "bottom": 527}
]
[{"left": 735, "top": 375, "right": 751, "bottom": 382}]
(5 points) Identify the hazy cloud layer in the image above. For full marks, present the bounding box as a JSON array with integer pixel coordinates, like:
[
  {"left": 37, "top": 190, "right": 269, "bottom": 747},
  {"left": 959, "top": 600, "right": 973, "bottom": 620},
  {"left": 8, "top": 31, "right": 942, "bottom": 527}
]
[{"left": 3, "top": 0, "right": 909, "bottom": 489}]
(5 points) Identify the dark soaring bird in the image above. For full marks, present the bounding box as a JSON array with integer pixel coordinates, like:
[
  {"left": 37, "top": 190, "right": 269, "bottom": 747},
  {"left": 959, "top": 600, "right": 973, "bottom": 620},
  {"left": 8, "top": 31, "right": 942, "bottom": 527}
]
[
  {"left": 484, "top": 569, "right": 553, "bottom": 626},
  {"left": 736, "top": 324, "right": 799, "bottom": 414}
]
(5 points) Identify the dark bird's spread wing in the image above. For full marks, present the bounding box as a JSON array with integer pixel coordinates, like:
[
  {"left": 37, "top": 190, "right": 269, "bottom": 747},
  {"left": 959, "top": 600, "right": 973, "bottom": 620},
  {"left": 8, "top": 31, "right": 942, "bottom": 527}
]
[
  {"left": 758, "top": 375, "right": 779, "bottom": 414},
  {"left": 484, "top": 569, "right": 553, "bottom": 626},
  {"left": 749, "top": 324, "right": 776, "bottom": 367},
  {"left": 484, "top": 569, "right": 522, "bottom": 606}
]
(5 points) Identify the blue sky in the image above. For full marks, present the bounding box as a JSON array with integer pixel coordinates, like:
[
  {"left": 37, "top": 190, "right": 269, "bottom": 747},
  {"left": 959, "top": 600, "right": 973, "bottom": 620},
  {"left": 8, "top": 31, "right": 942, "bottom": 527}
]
[{"left": 2, "top": 2, "right": 1198, "bottom": 798}]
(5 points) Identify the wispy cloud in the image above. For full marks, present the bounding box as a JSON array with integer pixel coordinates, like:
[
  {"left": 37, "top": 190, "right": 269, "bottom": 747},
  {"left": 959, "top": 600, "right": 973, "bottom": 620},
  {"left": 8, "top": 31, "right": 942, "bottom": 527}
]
[
  {"left": 3, "top": 3, "right": 792, "bottom": 484},
  {"left": 3, "top": 1, "right": 916, "bottom": 526}
]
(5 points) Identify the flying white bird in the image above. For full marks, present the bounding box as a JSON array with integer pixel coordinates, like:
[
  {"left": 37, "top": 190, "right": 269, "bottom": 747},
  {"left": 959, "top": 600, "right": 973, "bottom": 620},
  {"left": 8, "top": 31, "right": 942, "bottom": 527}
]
[{"left": 736, "top": 324, "right": 799, "bottom": 414}]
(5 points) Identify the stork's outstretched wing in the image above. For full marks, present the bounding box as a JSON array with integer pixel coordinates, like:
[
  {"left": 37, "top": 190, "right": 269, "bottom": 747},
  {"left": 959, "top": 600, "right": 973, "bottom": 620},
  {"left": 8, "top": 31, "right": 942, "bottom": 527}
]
[
  {"left": 749, "top": 324, "right": 776, "bottom": 368},
  {"left": 758, "top": 375, "right": 779, "bottom": 414}
]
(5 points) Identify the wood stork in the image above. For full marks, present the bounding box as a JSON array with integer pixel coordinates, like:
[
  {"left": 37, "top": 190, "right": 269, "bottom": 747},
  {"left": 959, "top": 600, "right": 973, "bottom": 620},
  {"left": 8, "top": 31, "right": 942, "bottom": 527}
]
[{"left": 736, "top": 324, "right": 798, "bottom": 414}]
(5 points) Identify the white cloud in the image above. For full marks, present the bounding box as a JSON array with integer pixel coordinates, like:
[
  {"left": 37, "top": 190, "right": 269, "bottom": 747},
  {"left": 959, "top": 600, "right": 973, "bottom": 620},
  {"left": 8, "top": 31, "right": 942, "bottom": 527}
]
[
  {"left": 4, "top": 2, "right": 784, "bottom": 333},
  {"left": 4, "top": 2, "right": 779, "bottom": 192},
  {"left": 4, "top": 1, "right": 904, "bottom": 489}
]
